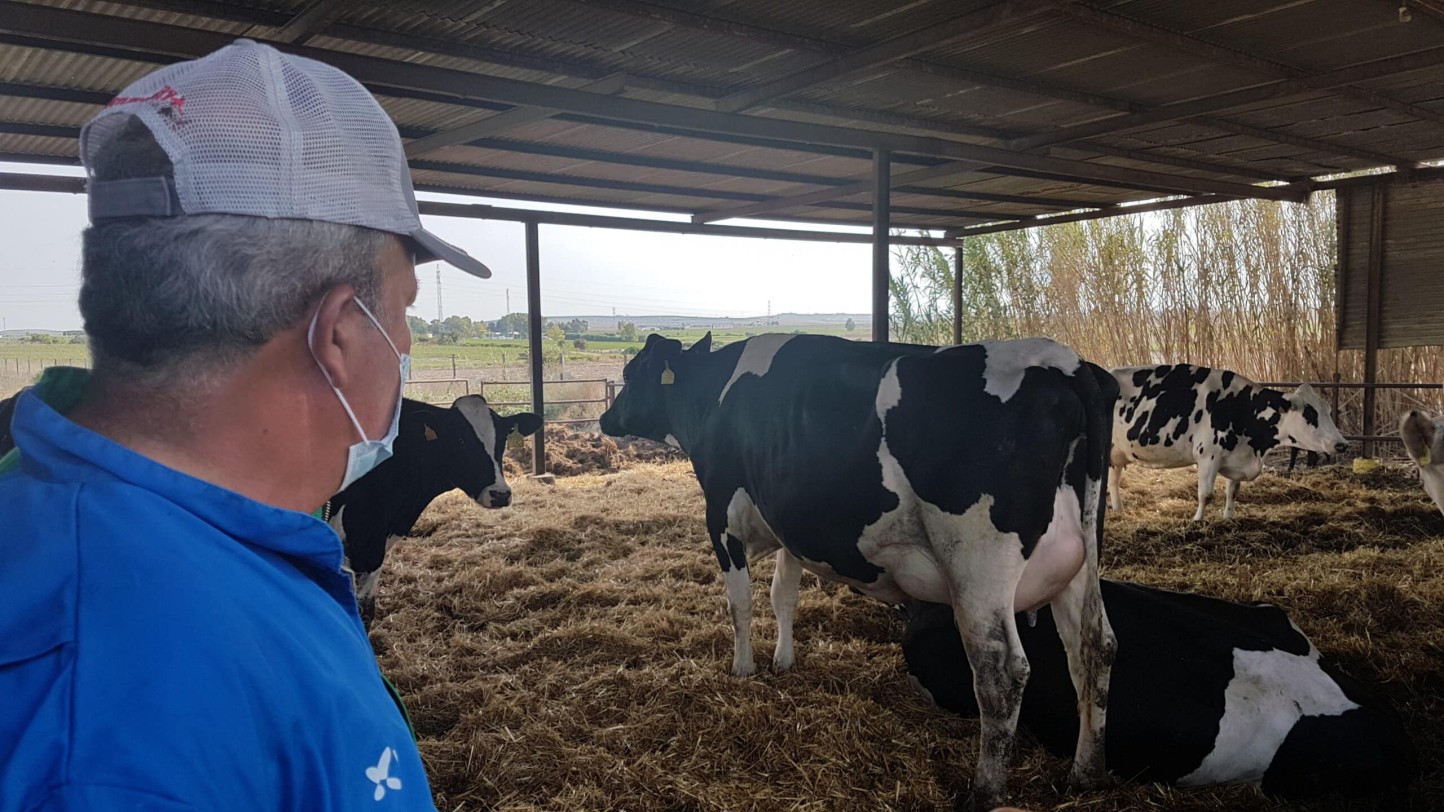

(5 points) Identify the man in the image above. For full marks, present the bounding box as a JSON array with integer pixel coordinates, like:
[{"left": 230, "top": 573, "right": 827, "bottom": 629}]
[{"left": 0, "top": 40, "right": 492, "bottom": 810}]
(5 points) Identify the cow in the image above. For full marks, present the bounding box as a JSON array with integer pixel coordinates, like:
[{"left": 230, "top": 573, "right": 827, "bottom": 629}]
[
  {"left": 328, "top": 394, "right": 541, "bottom": 623},
  {"left": 0, "top": 389, "right": 18, "bottom": 457},
  {"left": 904, "top": 580, "right": 1418, "bottom": 800},
  {"left": 1400, "top": 410, "right": 1444, "bottom": 517},
  {"left": 599, "top": 332, "right": 1118, "bottom": 809},
  {"left": 1110, "top": 365, "right": 1348, "bottom": 521}
]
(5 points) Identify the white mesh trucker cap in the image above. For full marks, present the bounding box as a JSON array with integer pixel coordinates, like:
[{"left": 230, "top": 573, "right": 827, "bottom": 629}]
[{"left": 80, "top": 38, "right": 492, "bottom": 278}]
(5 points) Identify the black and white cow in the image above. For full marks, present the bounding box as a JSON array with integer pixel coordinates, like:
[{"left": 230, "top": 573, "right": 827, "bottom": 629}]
[
  {"left": 1110, "top": 365, "right": 1348, "bottom": 521},
  {"left": 329, "top": 394, "right": 541, "bottom": 623},
  {"left": 599, "top": 332, "right": 1118, "bottom": 808},
  {"left": 1400, "top": 410, "right": 1444, "bottom": 517},
  {"left": 904, "top": 580, "right": 1417, "bottom": 799}
]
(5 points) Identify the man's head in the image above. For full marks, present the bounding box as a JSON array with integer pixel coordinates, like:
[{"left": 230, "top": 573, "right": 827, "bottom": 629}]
[{"left": 74, "top": 40, "right": 490, "bottom": 503}]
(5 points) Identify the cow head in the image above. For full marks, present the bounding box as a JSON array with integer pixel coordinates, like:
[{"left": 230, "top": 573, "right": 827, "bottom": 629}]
[
  {"left": 409, "top": 394, "right": 542, "bottom": 508},
  {"left": 1401, "top": 410, "right": 1444, "bottom": 517},
  {"left": 1279, "top": 383, "right": 1349, "bottom": 455},
  {"left": 600, "top": 332, "right": 710, "bottom": 443}
]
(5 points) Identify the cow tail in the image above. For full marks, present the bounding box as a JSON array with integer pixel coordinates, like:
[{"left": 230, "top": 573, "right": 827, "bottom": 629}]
[{"left": 1076, "top": 361, "right": 1119, "bottom": 564}]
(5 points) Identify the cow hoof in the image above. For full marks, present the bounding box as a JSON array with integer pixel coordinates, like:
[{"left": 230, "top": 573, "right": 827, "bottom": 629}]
[
  {"left": 732, "top": 661, "right": 757, "bottom": 677},
  {"left": 1066, "top": 765, "right": 1111, "bottom": 792},
  {"left": 961, "top": 789, "right": 1005, "bottom": 812},
  {"left": 772, "top": 653, "right": 794, "bottom": 672}
]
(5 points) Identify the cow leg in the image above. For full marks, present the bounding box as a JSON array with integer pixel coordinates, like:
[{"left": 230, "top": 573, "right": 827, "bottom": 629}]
[
  {"left": 770, "top": 548, "right": 803, "bottom": 672},
  {"left": 933, "top": 522, "right": 1031, "bottom": 810},
  {"left": 1222, "top": 478, "right": 1241, "bottom": 520},
  {"left": 709, "top": 530, "right": 755, "bottom": 677},
  {"left": 1107, "top": 463, "right": 1123, "bottom": 511},
  {"left": 355, "top": 570, "right": 381, "bottom": 625},
  {"left": 1049, "top": 562, "right": 1116, "bottom": 790},
  {"left": 1194, "top": 459, "right": 1221, "bottom": 522}
]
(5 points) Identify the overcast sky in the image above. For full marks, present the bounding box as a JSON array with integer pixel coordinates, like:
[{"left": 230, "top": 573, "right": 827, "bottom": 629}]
[{"left": 0, "top": 161, "right": 879, "bottom": 333}]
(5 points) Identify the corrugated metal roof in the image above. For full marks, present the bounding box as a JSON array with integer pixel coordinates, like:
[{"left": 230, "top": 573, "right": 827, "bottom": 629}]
[{"left": 3, "top": 0, "right": 1444, "bottom": 235}]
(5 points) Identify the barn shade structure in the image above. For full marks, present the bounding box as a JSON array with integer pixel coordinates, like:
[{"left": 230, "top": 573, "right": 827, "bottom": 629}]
[{"left": 4, "top": 0, "right": 1444, "bottom": 470}]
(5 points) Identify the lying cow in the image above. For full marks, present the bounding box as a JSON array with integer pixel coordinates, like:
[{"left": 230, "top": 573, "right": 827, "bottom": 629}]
[
  {"left": 1400, "top": 410, "right": 1444, "bottom": 517},
  {"left": 904, "top": 580, "right": 1417, "bottom": 800},
  {"left": 600, "top": 332, "right": 1118, "bottom": 808},
  {"left": 328, "top": 395, "right": 541, "bottom": 623},
  {"left": 1111, "top": 365, "right": 1348, "bottom": 520}
]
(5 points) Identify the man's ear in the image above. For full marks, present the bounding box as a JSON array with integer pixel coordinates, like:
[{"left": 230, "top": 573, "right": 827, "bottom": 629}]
[{"left": 308, "top": 285, "right": 361, "bottom": 390}]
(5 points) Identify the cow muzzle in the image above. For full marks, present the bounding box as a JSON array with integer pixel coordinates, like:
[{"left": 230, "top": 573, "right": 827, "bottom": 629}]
[
  {"left": 1335, "top": 441, "right": 1350, "bottom": 453},
  {"left": 481, "top": 488, "right": 511, "bottom": 508}
]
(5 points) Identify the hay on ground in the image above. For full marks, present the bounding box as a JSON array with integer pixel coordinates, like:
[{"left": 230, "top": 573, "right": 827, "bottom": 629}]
[{"left": 372, "top": 459, "right": 1444, "bottom": 811}]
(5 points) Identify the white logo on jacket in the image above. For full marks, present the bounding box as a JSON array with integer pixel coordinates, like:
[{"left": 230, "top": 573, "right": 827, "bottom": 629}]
[{"left": 367, "top": 747, "right": 404, "bottom": 801}]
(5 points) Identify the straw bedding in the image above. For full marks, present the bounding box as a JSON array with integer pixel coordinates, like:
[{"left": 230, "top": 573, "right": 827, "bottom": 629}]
[{"left": 369, "top": 446, "right": 1443, "bottom": 811}]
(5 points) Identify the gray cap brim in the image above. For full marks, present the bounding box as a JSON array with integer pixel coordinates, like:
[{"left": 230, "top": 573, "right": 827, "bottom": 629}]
[{"left": 411, "top": 227, "right": 492, "bottom": 279}]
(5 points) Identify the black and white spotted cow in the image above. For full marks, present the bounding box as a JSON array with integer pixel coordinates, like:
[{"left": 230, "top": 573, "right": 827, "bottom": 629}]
[
  {"left": 329, "top": 395, "right": 541, "bottom": 623},
  {"left": 1110, "top": 365, "right": 1348, "bottom": 521},
  {"left": 599, "top": 332, "right": 1118, "bottom": 808},
  {"left": 904, "top": 580, "right": 1417, "bottom": 799},
  {"left": 1400, "top": 410, "right": 1444, "bottom": 517}
]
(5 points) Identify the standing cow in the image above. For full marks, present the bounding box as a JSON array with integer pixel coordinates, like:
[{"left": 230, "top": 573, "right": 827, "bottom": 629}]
[
  {"left": 1400, "top": 410, "right": 1444, "bottom": 517},
  {"left": 1110, "top": 365, "right": 1348, "bottom": 521},
  {"left": 905, "top": 581, "right": 1417, "bottom": 799},
  {"left": 600, "top": 332, "right": 1118, "bottom": 808},
  {"left": 329, "top": 395, "right": 541, "bottom": 623}
]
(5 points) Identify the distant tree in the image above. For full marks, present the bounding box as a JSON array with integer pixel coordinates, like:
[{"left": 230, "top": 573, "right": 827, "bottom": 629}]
[
  {"left": 563, "top": 318, "right": 589, "bottom": 338},
  {"left": 406, "top": 315, "right": 430, "bottom": 338},
  {"left": 573, "top": 338, "right": 588, "bottom": 351},
  {"left": 617, "top": 321, "right": 638, "bottom": 341},
  {"left": 489, "top": 312, "right": 529, "bottom": 338},
  {"left": 546, "top": 323, "right": 566, "bottom": 346},
  {"left": 844, "top": 317, "right": 856, "bottom": 332}
]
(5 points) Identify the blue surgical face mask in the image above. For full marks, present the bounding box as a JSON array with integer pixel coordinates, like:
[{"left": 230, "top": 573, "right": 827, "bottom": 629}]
[{"left": 308, "top": 297, "right": 410, "bottom": 492}]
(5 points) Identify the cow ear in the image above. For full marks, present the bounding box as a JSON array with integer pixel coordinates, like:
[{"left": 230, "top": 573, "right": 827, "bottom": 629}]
[
  {"left": 643, "top": 332, "right": 666, "bottom": 348},
  {"left": 1293, "top": 382, "right": 1316, "bottom": 400},
  {"left": 512, "top": 412, "right": 543, "bottom": 438},
  {"left": 689, "top": 332, "right": 712, "bottom": 354},
  {"left": 1401, "top": 411, "right": 1436, "bottom": 466}
]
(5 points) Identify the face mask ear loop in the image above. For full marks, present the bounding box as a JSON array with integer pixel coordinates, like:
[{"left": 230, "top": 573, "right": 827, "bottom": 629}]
[
  {"left": 353, "top": 297, "right": 403, "bottom": 362},
  {"left": 308, "top": 304, "right": 370, "bottom": 442}
]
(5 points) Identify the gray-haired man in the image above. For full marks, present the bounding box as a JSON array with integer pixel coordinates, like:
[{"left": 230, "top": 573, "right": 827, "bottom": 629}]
[{"left": 0, "top": 40, "right": 488, "bottom": 810}]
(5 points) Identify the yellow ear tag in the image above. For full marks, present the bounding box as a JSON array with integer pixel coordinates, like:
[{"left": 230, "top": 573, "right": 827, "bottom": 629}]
[
  {"left": 424, "top": 425, "right": 439, "bottom": 441},
  {"left": 1421, "top": 450, "right": 1432, "bottom": 466},
  {"left": 660, "top": 364, "right": 676, "bottom": 385}
]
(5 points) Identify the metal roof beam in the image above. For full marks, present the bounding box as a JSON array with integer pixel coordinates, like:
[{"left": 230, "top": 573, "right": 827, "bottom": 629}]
[
  {"left": 268, "top": 0, "right": 349, "bottom": 45},
  {"left": 1011, "top": 46, "right": 1444, "bottom": 152},
  {"left": 1056, "top": 4, "right": 1444, "bottom": 132},
  {"left": 403, "top": 74, "right": 627, "bottom": 158},
  {"left": 714, "top": 0, "right": 1064, "bottom": 113},
  {"left": 948, "top": 194, "right": 1230, "bottom": 236}
]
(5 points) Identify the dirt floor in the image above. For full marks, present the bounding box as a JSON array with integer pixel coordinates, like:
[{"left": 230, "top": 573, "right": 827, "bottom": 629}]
[{"left": 369, "top": 451, "right": 1444, "bottom": 812}]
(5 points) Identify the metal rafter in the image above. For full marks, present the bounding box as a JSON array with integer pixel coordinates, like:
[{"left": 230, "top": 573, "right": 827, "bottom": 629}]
[
  {"left": 714, "top": 0, "right": 1065, "bottom": 113},
  {"left": 0, "top": 2, "right": 1304, "bottom": 204},
  {"left": 265, "top": 0, "right": 348, "bottom": 45},
  {"left": 403, "top": 74, "right": 628, "bottom": 158},
  {"left": 1010, "top": 46, "right": 1444, "bottom": 153},
  {"left": 1056, "top": 4, "right": 1444, "bottom": 132}
]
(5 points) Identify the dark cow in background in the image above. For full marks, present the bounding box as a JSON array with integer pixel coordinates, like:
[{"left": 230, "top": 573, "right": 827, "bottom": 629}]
[
  {"left": 1111, "top": 364, "right": 1348, "bottom": 520},
  {"left": 904, "top": 580, "right": 1417, "bottom": 800},
  {"left": 600, "top": 332, "right": 1118, "bottom": 809},
  {"left": 0, "top": 388, "right": 20, "bottom": 457},
  {"left": 1400, "top": 410, "right": 1444, "bottom": 517},
  {"left": 330, "top": 395, "right": 541, "bottom": 623}
]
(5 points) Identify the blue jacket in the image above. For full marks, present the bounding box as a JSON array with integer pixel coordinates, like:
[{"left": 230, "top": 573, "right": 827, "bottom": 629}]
[{"left": 0, "top": 392, "right": 435, "bottom": 811}]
